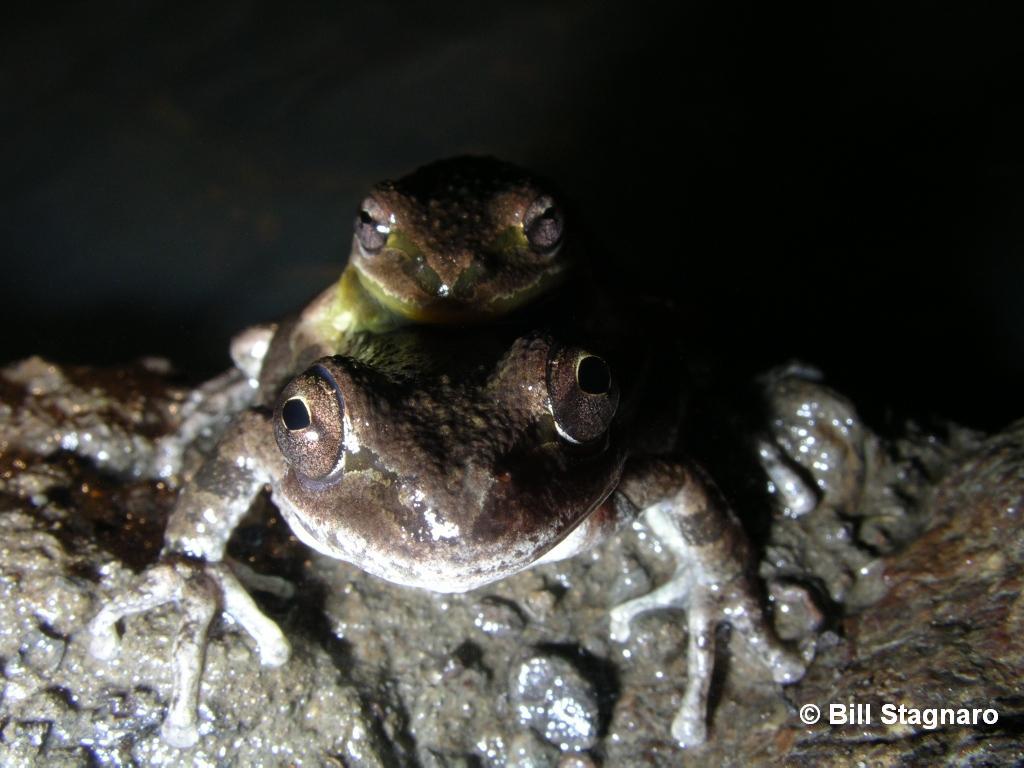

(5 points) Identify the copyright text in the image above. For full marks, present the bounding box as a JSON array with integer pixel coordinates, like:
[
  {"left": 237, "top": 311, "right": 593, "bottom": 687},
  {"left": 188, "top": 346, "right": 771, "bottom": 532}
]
[{"left": 798, "top": 702, "right": 999, "bottom": 729}]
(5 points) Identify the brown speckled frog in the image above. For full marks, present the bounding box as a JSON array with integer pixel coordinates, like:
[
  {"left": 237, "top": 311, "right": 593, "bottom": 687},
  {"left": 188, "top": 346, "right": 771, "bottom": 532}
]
[
  {"left": 232, "top": 156, "right": 571, "bottom": 403},
  {"left": 158, "top": 156, "right": 572, "bottom": 479},
  {"left": 88, "top": 324, "right": 808, "bottom": 749}
]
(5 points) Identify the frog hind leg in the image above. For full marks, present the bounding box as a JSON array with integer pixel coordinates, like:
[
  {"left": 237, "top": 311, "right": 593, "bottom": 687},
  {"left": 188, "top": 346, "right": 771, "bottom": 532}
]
[{"left": 609, "top": 459, "right": 806, "bottom": 748}]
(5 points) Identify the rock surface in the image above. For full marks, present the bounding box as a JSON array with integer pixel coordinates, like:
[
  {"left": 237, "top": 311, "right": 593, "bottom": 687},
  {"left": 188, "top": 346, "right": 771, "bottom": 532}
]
[{"left": 0, "top": 357, "right": 1021, "bottom": 766}]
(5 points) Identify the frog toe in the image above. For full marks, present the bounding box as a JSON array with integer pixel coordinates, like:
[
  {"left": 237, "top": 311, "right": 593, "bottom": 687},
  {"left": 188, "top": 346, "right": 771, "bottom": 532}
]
[
  {"left": 228, "top": 557, "right": 296, "bottom": 600},
  {"left": 670, "top": 707, "right": 708, "bottom": 749},
  {"left": 161, "top": 718, "right": 200, "bottom": 749},
  {"left": 211, "top": 562, "right": 291, "bottom": 667},
  {"left": 608, "top": 573, "right": 693, "bottom": 643},
  {"left": 88, "top": 563, "right": 182, "bottom": 660},
  {"left": 87, "top": 622, "right": 121, "bottom": 661}
]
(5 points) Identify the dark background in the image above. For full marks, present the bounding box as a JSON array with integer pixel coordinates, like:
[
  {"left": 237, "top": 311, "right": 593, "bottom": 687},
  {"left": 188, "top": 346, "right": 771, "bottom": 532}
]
[{"left": 2, "top": 1, "right": 1022, "bottom": 430}]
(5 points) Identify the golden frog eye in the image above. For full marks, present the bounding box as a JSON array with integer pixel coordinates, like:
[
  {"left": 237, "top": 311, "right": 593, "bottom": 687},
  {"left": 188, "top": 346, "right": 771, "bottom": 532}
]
[
  {"left": 274, "top": 365, "right": 346, "bottom": 481},
  {"left": 546, "top": 346, "right": 619, "bottom": 444}
]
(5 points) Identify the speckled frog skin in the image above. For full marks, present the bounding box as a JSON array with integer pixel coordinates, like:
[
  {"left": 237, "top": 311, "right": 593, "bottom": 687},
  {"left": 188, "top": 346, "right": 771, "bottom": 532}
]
[
  {"left": 162, "top": 157, "right": 572, "bottom": 479},
  {"left": 236, "top": 156, "right": 572, "bottom": 402},
  {"left": 88, "top": 325, "right": 808, "bottom": 750}
]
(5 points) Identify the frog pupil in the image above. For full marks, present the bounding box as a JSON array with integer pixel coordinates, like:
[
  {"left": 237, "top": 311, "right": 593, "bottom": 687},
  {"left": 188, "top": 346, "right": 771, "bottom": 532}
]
[
  {"left": 577, "top": 356, "right": 611, "bottom": 395},
  {"left": 282, "top": 398, "right": 311, "bottom": 430}
]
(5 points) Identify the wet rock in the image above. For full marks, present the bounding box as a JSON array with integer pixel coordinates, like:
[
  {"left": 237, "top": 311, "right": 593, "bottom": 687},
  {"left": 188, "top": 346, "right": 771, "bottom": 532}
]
[
  {"left": 767, "top": 581, "right": 825, "bottom": 641},
  {"left": 556, "top": 754, "right": 599, "bottom": 768},
  {"left": 506, "top": 730, "right": 561, "bottom": 767},
  {"left": 758, "top": 368, "right": 975, "bottom": 610},
  {"left": 473, "top": 596, "right": 527, "bottom": 636},
  {"left": 780, "top": 419, "right": 1024, "bottom": 765},
  {"left": 1, "top": 356, "right": 1021, "bottom": 766},
  {"left": 605, "top": 555, "right": 651, "bottom": 606},
  {"left": 0, "top": 357, "right": 185, "bottom": 480},
  {"left": 510, "top": 655, "right": 600, "bottom": 752},
  {"left": 0, "top": 356, "right": 254, "bottom": 483},
  {"left": 523, "top": 587, "right": 559, "bottom": 623},
  {"left": 763, "top": 367, "right": 867, "bottom": 512}
]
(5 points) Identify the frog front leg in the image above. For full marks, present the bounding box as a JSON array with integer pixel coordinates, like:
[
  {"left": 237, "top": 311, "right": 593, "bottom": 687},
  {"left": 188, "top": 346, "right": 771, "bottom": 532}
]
[
  {"left": 608, "top": 458, "right": 806, "bottom": 748},
  {"left": 149, "top": 324, "right": 278, "bottom": 480},
  {"left": 88, "top": 409, "right": 290, "bottom": 747}
]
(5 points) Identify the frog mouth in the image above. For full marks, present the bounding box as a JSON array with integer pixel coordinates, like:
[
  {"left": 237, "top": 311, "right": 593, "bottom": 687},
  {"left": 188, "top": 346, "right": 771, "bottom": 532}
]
[
  {"left": 357, "top": 263, "right": 492, "bottom": 324},
  {"left": 402, "top": 256, "right": 491, "bottom": 311},
  {"left": 397, "top": 261, "right": 568, "bottom": 323}
]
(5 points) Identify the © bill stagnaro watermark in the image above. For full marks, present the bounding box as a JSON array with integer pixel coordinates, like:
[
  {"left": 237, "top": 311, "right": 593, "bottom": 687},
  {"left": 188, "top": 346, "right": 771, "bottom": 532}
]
[{"left": 799, "top": 702, "right": 999, "bottom": 729}]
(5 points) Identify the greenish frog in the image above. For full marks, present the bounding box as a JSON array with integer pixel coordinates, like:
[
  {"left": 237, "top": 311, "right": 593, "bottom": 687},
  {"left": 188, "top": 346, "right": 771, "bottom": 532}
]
[
  {"left": 160, "top": 156, "right": 572, "bottom": 479},
  {"left": 89, "top": 324, "right": 807, "bottom": 749},
  {"left": 233, "top": 156, "right": 572, "bottom": 403}
]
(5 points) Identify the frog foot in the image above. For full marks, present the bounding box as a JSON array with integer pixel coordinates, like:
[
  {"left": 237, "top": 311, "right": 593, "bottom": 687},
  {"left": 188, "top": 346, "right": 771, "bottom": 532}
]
[
  {"left": 88, "top": 556, "right": 290, "bottom": 748},
  {"left": 610, "top": 569, "right": 805, "bottom": 747},
  {"left": 608, "top": 483, "right": 806, "bottom": 749}
]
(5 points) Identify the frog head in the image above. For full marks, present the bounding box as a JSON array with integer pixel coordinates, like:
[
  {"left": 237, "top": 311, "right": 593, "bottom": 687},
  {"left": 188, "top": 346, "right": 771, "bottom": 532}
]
[
  {"left": 349, "top": 157, "right": 571, "bottom": 324},
  {"left": 269, "top": 330, "right": 623, "bottom": 592}
]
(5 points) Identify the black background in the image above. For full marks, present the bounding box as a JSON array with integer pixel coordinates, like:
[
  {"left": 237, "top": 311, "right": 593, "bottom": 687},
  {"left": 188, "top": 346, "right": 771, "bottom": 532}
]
[{"left": 2, "top": 2, "right": 1022, "bottom": 429}]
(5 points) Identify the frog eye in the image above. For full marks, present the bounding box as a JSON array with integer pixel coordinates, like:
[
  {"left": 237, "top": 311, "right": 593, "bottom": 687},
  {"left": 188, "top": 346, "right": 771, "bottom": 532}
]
[
  {"left": 546, "top": 346, "right": 619, "bottom": 444},
  {"left": 354, "top": 197, "right": 391, "bottom": 255},
  {"left": 523, "top": 195, "right": 564, "bottom": 255},
  {"left": 274, "top": 365, "right": 346, "bottom": 481}
]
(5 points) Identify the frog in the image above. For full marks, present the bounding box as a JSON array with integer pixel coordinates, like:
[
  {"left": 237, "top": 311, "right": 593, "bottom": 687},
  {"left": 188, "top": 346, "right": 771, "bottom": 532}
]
[
  {"left": 232, "top": 155, "right": 572, "bottom": 403},
  {"left": 88, "top": 324, "right": 808, "bottom": 749},
  {"left": 159, "top": 156, "right": 574, "bottom": 479}
]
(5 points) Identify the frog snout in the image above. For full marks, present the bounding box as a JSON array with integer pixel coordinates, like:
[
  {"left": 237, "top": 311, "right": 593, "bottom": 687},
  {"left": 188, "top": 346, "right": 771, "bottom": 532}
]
[
  {"left": 426, "top": 250, "right": 482, "bottom": 301},
  {"left": 431, "top": 249, "right": 473, "bottom": 286}
]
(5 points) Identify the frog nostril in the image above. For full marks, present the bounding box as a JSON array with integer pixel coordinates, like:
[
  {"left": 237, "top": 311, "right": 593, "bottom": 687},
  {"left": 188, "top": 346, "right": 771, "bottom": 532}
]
[{"left": 282, "top": 398, "right": 311, "bottom": 430}]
